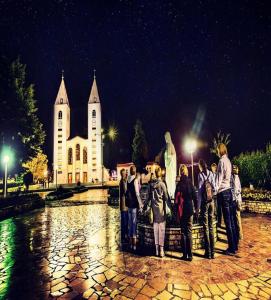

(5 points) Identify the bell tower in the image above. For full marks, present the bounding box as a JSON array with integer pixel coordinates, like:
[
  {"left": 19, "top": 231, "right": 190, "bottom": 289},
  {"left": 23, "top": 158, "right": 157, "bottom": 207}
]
[
  {"left": 53, "top": 71, "right": 70, "bottom": 184},
  {"left": 88, "top": 70, "right": 102, "bottom": 182}
]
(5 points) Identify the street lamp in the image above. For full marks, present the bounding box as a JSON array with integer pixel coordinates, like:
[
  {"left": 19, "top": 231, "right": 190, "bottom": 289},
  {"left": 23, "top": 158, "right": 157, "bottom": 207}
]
[
  {"left": 184, "top": 138, "right": 197, "bottom": 186},
  {"left": 3, "top": 155, "right": 10, "bottom": 198},
  {"left": 96, "top": 125, "right": 117, "bottom": 187}
]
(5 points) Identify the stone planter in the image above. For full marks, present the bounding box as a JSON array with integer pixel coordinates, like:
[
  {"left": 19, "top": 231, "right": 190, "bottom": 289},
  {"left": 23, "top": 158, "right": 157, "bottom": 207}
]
[
  {"left": 242, "top": 200, "right": 271, "bottom": 214},
  {"left": 138, "top": 221, "right": 217, "bottom": 251}
]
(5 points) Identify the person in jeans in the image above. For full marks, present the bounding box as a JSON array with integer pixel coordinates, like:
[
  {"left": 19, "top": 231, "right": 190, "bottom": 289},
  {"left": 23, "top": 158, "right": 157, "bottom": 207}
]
[
  {"left": 198, "top": 160, "right": 216, "bottom": 259},
  {"left": 215, "top": 143, "right": 238, "bottom": 255},
  {"left": 119, "top": 169, "right": 128, "bottom": 242},
  {"left": 231, "top": 165, "right": 243, "bottom": 240},
  {"left": 211, "top": 163, "right": 220, "bottom": 225},
  {"left": 145, "top": 166, "right": 171, "bottom": 257},
  {"left": 175, "top": 165, "right": 198, "bottom": 261},
  {"left": 126, "top": 166, "right": 143, "bottom": 251}
]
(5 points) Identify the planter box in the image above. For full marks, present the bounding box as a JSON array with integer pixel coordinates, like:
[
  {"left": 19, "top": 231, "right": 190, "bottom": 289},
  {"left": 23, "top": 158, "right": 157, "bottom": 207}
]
[
  {"left": 138, "top": 221, "right": 217, "bottom": 251},
  {"left": 0, "top": 194, "right": 44, "bottom": 220}
]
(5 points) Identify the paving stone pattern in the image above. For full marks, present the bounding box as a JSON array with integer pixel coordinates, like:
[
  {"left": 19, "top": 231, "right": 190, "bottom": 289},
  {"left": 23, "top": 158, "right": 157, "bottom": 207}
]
[{"left": 0, "top": 195, "right": 270, "bottom": 299}]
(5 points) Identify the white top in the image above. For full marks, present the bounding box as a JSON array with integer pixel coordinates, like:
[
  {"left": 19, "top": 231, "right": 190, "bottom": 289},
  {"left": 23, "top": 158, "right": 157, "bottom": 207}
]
[
  {"left": 198, "top": 169, "right": 216, "bottom": 205},
  {"left": 128, "top": 175, "right": 143, "bottom": 208},
  {"left": 231, "top": 174, "right": 242, "bottom": 205},
  {"left": 216, "top": 154, "right": 232, "bottom": 194}
]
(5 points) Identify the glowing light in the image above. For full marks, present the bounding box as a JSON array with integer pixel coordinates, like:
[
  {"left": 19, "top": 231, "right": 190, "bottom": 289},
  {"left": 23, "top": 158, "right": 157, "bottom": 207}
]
[
  {"left": 108, "top": 126, "right": 118, "bottom": 141},
  {"left": 3, "top": 155, "right": 10, "bottom": 164},
  {"left": 184, "top": 138, "right": 197, "bottom": 154}
]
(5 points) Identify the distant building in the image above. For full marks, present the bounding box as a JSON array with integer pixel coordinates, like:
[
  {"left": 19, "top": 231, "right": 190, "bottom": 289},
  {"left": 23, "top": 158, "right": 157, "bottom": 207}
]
[{"left": 53, "top": 72, "right": 103, "bottom": 184}]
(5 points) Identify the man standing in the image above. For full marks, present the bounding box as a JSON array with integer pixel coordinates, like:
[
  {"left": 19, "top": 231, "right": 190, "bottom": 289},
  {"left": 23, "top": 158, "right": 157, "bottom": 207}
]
[
  {"left": 211, "top": 163, "right": 221, "bottom": 226},
  {"left": 119, "top": 169, "right": 128, "bottom": 242},
  {"left": 126, "top": 165, "right": 143, "bottom": 251},
  {"left": 216, "top": 144, "right": 238, "bottom": 255}
]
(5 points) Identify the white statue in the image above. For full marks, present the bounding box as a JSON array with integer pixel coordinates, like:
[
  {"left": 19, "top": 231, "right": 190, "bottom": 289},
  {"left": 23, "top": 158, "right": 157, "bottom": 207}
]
[{"left": 164, "top": 132, "right": 177, "bottom": 198}]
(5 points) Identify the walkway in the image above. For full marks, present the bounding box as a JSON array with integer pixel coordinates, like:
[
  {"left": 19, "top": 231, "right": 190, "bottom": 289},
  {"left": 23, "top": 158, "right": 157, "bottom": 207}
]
[{"left": 0, "top": 191, "right": 270, "bottom": 299}]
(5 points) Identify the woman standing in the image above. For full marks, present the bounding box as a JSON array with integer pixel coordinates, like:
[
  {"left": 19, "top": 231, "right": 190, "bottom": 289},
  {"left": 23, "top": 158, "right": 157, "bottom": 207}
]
[
  {"left": 175, "top": 165, "right": 198, "bottom": 261},
  {"left": 145, "top": 166, "right": 171, "bottom": 257},
  {"left": 198, "top": 159, "right": 216, "bottom": 259}
]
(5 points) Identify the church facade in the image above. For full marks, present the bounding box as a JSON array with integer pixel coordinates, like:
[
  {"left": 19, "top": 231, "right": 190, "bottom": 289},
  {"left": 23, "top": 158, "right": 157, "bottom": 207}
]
[{"left": 53, "top": 74, "right": 102, "bottom": 185}]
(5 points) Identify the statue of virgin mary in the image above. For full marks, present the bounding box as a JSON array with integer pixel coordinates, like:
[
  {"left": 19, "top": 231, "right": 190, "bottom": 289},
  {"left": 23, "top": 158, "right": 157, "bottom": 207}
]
[{"left": 164, "top": 131, "right": 177, "bottom": 198}]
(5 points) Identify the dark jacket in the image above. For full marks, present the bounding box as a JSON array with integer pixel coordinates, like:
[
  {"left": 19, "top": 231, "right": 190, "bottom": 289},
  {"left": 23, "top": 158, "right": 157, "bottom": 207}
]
[
  {"left": 119, "top": 178, "right": 128, "bottom": 211},
  {"left": 126, "top": 178, "right": 139, "bottom": 209},
  {"left": 175, "top": 175, "right": 198, "bottom": 217}
]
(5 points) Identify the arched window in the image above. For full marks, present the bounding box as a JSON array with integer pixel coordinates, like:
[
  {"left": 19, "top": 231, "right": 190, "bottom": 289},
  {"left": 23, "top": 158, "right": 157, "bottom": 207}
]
[
  {"left": 60, "top": 98, "right": 63, "bottom": 104},
  {"left": 58, "top": 111, "right": 62, "bottom": 119},
  {"left": 68, "top": 148, "right": 73, "bottom": 165},
  {"left": 92, "top": 110, "right": 96, "bottom": 118},
  {"left": 83, "top": 147, "right": 87, "bottom": 164},
  {"left": 76, "top": 144, "right": 80, "bottom": 161}
]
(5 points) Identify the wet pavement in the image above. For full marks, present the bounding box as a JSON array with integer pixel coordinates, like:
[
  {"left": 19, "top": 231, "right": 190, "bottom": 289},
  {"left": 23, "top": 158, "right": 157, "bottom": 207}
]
[{"left": 0, "top": 190, "right": 271, "bottom": 300}]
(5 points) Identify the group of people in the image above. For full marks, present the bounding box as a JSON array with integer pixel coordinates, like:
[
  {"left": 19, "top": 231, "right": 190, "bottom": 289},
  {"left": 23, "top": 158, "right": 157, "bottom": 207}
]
[{"left": 119, "top": 142, "right": 243, "bottom": 261}]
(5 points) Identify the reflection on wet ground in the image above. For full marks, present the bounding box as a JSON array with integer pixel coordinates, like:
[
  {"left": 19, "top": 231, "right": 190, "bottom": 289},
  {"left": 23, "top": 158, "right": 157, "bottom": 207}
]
[{"left": 0, "top": 190, "right": 271, "bottom": 299}]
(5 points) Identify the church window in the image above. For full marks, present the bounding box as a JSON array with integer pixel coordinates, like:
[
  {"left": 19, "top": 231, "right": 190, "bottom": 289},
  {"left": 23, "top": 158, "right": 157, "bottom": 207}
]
[
  {"left": 92, "top": 110, "right": 96, "bottom": 118},
  {"left": 68, "top": 148, "right": 73, "bottom": 165},
  {"left": 58, "top": 141, "right": 62, "bottom": 144},
  {"left": 92, "top": 127, "right": 96, "bottom": 130},
  {"left": 58, "top": 111, "right": 63, "bottom": 119},
  {"left": 83, "top": 147, "right": 87, "bottom": 164},
  {"left": 58, "top": 128, "right": 62, "bottom": 131},
  {"left": 60, "top": 98, "right": 63, "bottom": 104},
  {"left": 58, "top": 134, "right": 62, "bottom": 138},
  {"left": 76, "top": 144, "right": 80, "bottom": 160}
]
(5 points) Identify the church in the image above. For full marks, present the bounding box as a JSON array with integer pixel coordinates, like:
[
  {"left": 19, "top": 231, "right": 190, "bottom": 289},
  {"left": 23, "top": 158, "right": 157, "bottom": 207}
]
[{"left": 53, "top": 73, "right": 102, "bottom": 185}]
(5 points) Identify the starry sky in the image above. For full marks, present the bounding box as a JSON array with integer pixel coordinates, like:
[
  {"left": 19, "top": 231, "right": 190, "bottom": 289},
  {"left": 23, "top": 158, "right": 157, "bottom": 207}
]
[{"left": 1, "top": 0, "right": 271, "bottom": 169}]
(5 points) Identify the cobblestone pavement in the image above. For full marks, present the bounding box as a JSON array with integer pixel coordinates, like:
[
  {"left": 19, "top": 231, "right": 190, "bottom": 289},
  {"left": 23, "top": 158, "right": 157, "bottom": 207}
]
[{"left": 0, "top": 193, "right": 271, "bottom": 299}]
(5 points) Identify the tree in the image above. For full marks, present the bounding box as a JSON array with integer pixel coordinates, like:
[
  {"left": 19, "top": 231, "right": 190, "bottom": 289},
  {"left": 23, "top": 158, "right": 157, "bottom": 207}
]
[
  {"left": 22, "top": 151, "right": 48, "bottom": 183},
  {"left": 132, "top": 120, "right": 148, "bottom": 171},
  {"left": 0, "top": 56, "right": 45, "bottom": 167},
  {"left": 210, "top": 131, "right": 231, "bottom": 157}
]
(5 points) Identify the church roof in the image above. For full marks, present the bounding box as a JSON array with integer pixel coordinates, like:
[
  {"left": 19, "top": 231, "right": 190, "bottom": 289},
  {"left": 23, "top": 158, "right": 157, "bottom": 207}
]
[
  {"left": 55, "top": 73, "right": 69, "bottom": 105},
  {"left": 88, "top": 73, "right": 100, "bottom": 103}
]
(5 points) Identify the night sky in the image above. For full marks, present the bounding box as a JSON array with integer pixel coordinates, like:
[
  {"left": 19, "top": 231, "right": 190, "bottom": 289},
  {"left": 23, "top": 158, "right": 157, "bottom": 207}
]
[{"left": 1, "top": 0, "right": 271, "bottom": 169}]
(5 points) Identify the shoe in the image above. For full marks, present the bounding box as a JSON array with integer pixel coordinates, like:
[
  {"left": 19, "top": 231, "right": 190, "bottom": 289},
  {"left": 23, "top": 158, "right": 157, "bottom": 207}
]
[
  {"left": 133, "top": 245, "right": 136, "bottom": 251},
  {"left": 187, "top": 256, "right": 193, "bottom": 261},
  {"left": 211, "top": 253, "right": 215, "bottom": 259},
  {"left": 204, "top": 252, "right": 211, "bottom": 259},
  {"left": 181, "top": 255, "right": 187, "bottom": 260},
  {"left": 225, "top": 249, "right": 235, "bottom": 256}
]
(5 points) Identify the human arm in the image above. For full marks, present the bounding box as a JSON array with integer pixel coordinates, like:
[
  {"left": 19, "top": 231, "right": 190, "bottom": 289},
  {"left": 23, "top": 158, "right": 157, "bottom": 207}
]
[
  {"left": 215, "top": 160, "right": 224, "bottom": 193},
  {"left": 134, "top": 178, "right": 143, "bottom": 209}
]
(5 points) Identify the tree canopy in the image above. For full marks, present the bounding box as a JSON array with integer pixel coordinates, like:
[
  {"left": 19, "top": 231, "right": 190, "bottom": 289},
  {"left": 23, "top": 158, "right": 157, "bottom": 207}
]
[
  {"left": 0, "top": 56, "right": 45, "bottom": 171},
  {"left": 132, "top": 119, "right": 148, "bottom": 172}
]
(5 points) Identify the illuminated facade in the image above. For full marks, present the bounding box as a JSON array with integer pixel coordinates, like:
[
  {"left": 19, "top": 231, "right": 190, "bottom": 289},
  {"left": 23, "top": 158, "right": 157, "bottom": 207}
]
[{"left": 53, "top": 73, "right": 102, "bottom": 184}]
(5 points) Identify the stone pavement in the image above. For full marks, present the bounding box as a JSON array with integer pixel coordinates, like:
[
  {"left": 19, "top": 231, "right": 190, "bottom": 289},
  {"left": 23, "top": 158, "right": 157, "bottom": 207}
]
[{"left": 0, "top": 196, "right": 270, "bottom": 299}]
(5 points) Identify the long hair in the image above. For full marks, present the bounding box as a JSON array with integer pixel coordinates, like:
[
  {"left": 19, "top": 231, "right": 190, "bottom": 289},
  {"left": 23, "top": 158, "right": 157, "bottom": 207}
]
[{"left": 199, "top": 159, "right": 208, "bottom": 175}]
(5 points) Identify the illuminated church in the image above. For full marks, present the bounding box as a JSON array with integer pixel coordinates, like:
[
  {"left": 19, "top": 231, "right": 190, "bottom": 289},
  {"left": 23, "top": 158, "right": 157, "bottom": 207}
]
[{"left": 53, "top": 72, "right": 102, "bottom": 184}]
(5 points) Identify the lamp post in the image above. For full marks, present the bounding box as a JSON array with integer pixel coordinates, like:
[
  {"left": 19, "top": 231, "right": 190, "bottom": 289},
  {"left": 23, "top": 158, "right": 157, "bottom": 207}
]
[
  {"left": 3, "top": 155, "right": 9, "bottom": 198},
  {"left": 44, "top": 170, "right": 48, "bottom": 189},
  {"left": 184, "top": 138, "right": 197, "bottom": 186},
  {"left": 96, "top": 126, "right": 117, "bottom": 187}
]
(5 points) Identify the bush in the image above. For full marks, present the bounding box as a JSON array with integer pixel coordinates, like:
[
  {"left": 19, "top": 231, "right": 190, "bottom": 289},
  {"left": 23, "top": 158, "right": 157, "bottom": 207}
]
[{"left": 233, "top": 143, "right": 271, "bottom": 188}]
